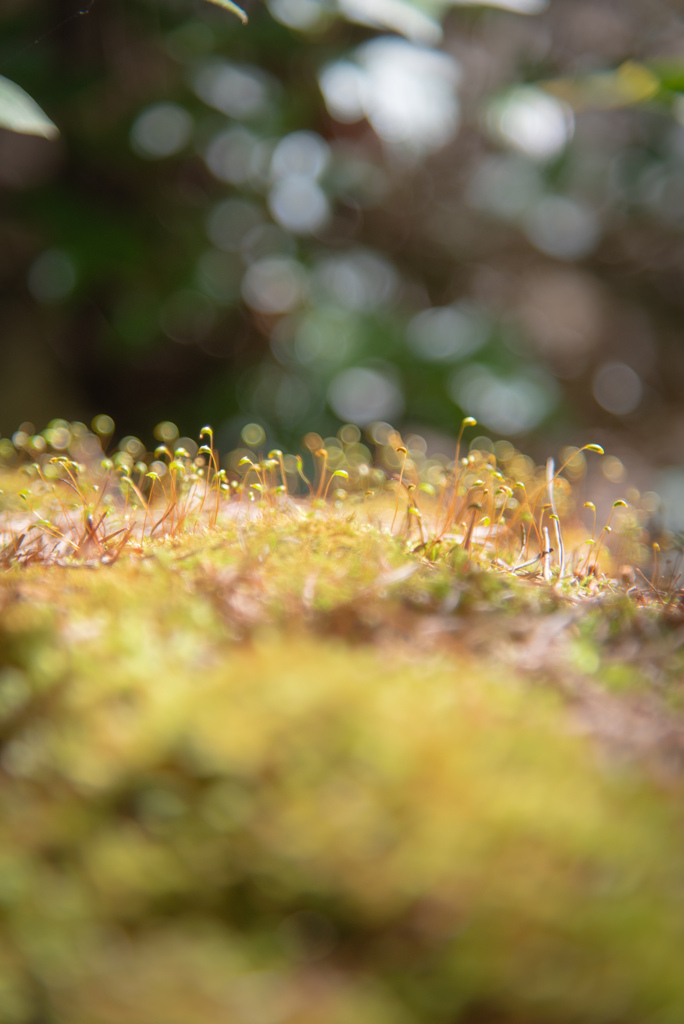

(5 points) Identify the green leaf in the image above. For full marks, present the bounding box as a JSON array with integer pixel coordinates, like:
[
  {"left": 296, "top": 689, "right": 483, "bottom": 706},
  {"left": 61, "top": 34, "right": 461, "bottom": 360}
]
[
  {"left": 0, "top": 75, "right": 59, "bottom": 139},
  {"left": 202, "top": 0, "right": 248, "bottom": 23}
]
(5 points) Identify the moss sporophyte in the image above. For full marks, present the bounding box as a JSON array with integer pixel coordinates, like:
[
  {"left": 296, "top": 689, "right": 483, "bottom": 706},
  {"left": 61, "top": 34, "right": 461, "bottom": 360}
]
[{"left": 0, "top": 415, "right": 664, "bottom": 594}]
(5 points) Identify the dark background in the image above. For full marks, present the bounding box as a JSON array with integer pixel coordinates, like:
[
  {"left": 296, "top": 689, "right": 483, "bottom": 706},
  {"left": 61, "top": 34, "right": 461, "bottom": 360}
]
[{"left": 2, "top": 0, "right": 684, "bottom": 508}]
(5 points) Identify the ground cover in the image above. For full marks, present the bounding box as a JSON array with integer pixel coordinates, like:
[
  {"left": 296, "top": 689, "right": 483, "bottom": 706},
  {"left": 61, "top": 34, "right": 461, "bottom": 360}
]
[{"left": 1, "top": 418, "right": 684, "bottom": 1023}]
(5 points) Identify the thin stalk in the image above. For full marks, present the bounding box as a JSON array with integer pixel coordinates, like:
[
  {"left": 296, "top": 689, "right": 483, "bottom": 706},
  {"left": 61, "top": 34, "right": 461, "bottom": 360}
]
[
  {"left": 315, "top": 449, "right": 329, "bottom": 500},
  {"left": 546, "top": 457, "right": 565, "bottom": 579},
  {"left": 440, "top": 417, "right": 476, "bottom": 537},
  {"left": 390, "top": 446, "right": 408, "bottom": 532}
]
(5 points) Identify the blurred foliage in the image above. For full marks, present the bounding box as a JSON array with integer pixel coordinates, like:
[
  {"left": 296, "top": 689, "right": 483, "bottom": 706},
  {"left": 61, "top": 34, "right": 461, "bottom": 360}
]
[{"left": 2, "top": 0, "right": 684, "bottom": 482}]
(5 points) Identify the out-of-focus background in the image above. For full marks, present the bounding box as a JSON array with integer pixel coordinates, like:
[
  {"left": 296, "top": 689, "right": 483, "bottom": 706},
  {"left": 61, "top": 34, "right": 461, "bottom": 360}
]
[{"left": 2, "top": 0, "right": 684, "bottom": 510}]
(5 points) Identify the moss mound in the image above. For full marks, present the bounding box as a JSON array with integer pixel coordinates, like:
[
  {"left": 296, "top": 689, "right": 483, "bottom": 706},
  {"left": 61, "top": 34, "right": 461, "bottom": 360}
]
[{"left": 0, "top": 513, "right": 683, "bottom": 1023}]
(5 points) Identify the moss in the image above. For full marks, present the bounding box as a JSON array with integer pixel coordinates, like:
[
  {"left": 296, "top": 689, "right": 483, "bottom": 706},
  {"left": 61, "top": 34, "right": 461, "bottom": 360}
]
[{"left": 1, "top": 423, "right": 684, "bottom": 1021}]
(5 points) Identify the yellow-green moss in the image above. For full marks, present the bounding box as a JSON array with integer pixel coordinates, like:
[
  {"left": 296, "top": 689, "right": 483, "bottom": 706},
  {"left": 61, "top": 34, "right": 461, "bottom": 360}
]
[{"left": 0, "top": 511, "right": 684, "bottom": 1023}]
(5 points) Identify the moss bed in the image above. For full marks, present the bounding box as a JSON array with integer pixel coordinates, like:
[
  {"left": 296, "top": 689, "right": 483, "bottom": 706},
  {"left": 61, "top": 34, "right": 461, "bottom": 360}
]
[{"left": 1, "top": 422, "right": 684, "bottom": 1022}]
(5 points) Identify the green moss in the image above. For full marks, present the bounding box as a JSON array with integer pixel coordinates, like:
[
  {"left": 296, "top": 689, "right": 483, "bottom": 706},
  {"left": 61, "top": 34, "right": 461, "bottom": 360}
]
[
  {"left": 0, "top": 514, "right": 682, "bottom": 1023},
  {"left": 1, "top": 425, "right": 684, "bottom": 1021}
]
